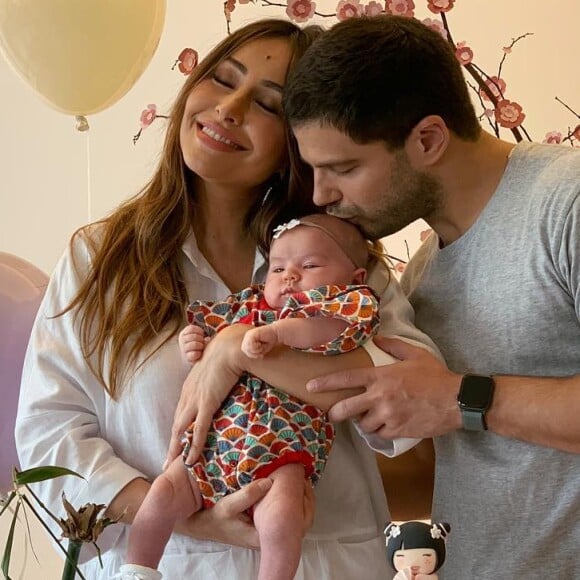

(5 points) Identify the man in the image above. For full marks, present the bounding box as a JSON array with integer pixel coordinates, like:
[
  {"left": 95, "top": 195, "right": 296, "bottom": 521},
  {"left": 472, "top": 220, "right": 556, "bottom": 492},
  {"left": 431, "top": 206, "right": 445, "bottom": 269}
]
[{"left": 283, "top": 14, "right": 580, "bottom": 579}]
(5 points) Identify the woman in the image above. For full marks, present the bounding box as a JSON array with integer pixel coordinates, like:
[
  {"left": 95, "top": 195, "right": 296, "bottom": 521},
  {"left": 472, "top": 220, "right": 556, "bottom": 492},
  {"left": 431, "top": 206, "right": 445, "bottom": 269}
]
[{"left": 16, "top": 17, "right": 436, "bottom": 580}]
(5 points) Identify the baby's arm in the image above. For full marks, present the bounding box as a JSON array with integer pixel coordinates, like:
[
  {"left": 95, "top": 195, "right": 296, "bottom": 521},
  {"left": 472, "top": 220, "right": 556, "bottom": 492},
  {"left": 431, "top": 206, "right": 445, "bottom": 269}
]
[
  {"left": 178, "top": 324, "right": 208, "bottom": 364},
  {"left": 241, "top": 317, "right": 348, "bottom": 359}
]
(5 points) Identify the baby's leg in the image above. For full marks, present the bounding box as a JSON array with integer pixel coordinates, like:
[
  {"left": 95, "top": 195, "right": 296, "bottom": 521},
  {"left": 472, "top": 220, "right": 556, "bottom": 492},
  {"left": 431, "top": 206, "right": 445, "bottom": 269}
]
[
  {"left": 253, "top": 463, "right": 307, "bottom": 580},
  {"left": 125, "top": 456, "right": 202, "bottom": 569}
]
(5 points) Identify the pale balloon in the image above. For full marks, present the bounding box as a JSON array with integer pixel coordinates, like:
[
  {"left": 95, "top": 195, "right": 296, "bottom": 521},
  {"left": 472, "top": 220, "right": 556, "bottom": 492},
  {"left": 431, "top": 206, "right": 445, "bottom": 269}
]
[{"left": 0, "top": 0, "right": 166, "bottom": 116}]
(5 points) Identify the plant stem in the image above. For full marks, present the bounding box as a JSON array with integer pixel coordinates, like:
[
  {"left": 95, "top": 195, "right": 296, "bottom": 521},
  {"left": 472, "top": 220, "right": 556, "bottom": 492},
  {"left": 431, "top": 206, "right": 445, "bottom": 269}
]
[{"left": 62, "top": 540, "right": 82, "bottom": 580}]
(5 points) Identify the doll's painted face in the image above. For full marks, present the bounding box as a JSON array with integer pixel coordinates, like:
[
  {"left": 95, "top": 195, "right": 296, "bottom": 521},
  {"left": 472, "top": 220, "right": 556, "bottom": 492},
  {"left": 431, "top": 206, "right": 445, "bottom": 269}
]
[{"left": 393, "top": 547, "right": 437, "bottom": 574}]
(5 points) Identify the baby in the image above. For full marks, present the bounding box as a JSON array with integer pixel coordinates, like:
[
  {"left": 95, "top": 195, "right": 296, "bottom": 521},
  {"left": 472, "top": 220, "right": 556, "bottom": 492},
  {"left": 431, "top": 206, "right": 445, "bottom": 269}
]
[{"left": 119, "top": 214, "right": 380, "bottom": 580}]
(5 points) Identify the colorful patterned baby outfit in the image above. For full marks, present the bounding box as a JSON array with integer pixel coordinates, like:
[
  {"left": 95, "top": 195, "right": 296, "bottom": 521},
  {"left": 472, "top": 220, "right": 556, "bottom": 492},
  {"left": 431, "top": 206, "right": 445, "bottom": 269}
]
[{"left": 184, "top": 284, "right": 379, "bottom": 508}]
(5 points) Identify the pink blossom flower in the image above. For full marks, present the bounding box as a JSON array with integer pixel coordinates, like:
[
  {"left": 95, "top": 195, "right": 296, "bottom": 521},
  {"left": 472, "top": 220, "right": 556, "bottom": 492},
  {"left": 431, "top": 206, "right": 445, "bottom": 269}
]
[
  {"left": 224, "top": 0, "right": 236, "bottom": 19},
  {"left": 502, "top": 46, "right": 512, "bottom": 54},
  {"left": 395, "top": 262, "right": 406, "bottom": 274},
  {"left": 177, "top": 48, "right": 198, "bottom": 75},
  {"left": 385, "top": 0, "right": 415, "bottom": 17},
  {"left": 455, "top": 42, "right": 473, "bottom": 66},
  {"left": 364, "top": 1, "right": 383, "bottom": 16},
  {"left": 543, "top": 131, "right": 563, "bottom": 145},
  {"left": 140, "top": 104, "right": 157, "bottom": 129},
  {"left": 336, "top": 0, "right": 364, "bottom": 20},
  {"left": 286, "top": 0, "right": 317, "bottom": 22},
  {"left": 573, "top": 125, "right": 580, "bottom": 141},
  {"left": 420, "top": 228, "right": 433, "bottom": 242},
  {"left": 427, "top": 0, "right": 455, "bottom": 14},
  {"left": 494, "top": 100, "right": 525, "bottom": 129},
  {"left": 421, "top": 18, "right": 447, "bottom": 39},
  {"left": 479, "top": 76, "right": 506, "bottom": 102}
]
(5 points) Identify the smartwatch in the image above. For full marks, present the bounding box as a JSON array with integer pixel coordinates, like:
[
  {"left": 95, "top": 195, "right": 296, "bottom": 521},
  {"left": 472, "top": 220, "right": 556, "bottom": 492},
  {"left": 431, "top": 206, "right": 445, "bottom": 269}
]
[{"left": 457, "top": 374, "right": 495, "bottom": 431}]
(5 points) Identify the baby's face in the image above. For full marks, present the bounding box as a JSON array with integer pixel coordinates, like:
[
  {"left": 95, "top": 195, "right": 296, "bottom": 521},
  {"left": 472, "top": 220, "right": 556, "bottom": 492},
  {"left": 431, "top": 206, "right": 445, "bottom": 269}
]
[
  {"left": 393, "top": 548, "right": 437, "bottom": 574},
  {"left": 264, "top": 226, "right": 363, "bottom": 308}
]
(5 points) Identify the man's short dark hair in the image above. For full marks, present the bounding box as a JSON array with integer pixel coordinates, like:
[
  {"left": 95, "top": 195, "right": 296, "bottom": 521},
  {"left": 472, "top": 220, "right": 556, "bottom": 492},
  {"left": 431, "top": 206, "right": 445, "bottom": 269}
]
[{"left": 283, "top": 15, "right": 481, "bottom": 148}]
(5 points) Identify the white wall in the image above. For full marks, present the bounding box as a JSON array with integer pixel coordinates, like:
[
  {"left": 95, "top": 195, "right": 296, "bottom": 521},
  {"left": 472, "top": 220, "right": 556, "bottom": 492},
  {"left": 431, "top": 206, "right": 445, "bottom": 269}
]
[{"left": 1, "top": 1, "right": 579, "bottom": 578}]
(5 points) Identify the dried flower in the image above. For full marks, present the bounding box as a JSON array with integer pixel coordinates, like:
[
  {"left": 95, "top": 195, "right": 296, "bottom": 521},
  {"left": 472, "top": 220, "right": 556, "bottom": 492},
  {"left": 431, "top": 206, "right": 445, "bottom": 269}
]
[{"left": 56, "top": 493, "right": 118, "bottom": 544}]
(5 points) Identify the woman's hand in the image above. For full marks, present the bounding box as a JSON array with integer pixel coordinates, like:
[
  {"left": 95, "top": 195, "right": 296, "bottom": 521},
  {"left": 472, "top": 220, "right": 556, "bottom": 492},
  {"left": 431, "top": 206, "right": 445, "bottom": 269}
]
[
  {"left": 166, "top": 324, "right": 252, "bottom": 467},
  {"left": 178, "top": 478, "right": 273, "bottom": 549}
]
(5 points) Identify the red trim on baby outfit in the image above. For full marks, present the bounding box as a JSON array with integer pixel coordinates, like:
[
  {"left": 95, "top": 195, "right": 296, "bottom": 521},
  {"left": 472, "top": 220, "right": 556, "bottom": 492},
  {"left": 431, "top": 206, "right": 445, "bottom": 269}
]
[{"left": 253, "top": 450, "right": 314, "bottom": 481}]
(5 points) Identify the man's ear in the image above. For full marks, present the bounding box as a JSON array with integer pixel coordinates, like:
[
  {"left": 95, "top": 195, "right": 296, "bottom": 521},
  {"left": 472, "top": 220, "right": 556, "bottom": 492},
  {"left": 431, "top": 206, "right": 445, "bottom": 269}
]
[
  {"left": 405, "top": 115, "right": 449, "bottom": 168},
  {"left": 352, "top": 268, "right": 367, "bottom": 285}
]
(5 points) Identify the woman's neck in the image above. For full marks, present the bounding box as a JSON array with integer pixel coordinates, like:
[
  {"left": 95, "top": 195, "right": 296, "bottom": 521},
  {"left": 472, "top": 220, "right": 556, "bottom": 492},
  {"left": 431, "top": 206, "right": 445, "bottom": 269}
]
[{"left": 192, "top": 180, "right": 259, "bottom": 292}]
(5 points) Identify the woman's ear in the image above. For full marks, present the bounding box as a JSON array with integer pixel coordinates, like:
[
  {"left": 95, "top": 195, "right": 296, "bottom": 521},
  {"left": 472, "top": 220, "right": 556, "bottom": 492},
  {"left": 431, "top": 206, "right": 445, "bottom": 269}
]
[
  {"left": 405, "top": 115, "right": 449, "bottom": 168},
  {"left": 352, "top": 268, "right": 367, "bottom": 285}
]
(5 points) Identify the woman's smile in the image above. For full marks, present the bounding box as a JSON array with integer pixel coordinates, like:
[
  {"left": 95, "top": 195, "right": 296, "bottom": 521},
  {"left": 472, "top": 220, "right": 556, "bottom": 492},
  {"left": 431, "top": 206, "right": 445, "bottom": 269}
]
[{"left": 196, "top": 121, "right": 246, "bottom": 152}]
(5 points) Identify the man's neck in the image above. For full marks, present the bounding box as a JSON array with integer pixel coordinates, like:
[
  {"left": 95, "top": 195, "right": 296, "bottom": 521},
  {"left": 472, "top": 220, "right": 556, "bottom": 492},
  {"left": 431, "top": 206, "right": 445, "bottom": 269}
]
[{"left": 428, "top": 132, "right": 516, "bottom": 247}]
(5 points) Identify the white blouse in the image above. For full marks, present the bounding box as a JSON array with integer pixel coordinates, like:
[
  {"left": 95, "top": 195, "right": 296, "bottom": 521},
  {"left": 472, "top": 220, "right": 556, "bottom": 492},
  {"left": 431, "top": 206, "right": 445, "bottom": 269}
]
[{"left": 16, "top": 228, "right": 438, "bottom": 579}]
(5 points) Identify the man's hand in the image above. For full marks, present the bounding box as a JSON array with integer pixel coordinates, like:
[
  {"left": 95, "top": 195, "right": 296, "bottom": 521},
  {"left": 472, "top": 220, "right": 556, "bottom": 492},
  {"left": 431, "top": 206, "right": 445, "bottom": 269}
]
[
  {"left": 307, "top": 337, "right": 463, "bottom": 439},
  {"left": 166, "top": 324, "right": 252, "bottom": 467}
]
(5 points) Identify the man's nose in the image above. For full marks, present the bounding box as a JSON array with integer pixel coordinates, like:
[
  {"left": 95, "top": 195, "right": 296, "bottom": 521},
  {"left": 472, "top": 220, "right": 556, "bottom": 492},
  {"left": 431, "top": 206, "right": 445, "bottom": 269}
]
[{"left": 312, "top": 170, "right": 341, "bottom": 207}]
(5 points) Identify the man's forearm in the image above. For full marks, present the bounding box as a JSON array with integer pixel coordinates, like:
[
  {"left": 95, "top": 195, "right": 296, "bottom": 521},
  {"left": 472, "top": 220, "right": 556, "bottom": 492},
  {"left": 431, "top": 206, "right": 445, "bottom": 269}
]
[{"left": 486, "top": 374, "right": 580, "bottom": 453}]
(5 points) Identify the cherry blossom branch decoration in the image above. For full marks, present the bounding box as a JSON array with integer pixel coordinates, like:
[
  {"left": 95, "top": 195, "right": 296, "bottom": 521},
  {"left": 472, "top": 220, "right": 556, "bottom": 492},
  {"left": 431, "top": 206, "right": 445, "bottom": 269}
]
[{"left": 134, "top": 0, "right": 578, "bottom": 150}]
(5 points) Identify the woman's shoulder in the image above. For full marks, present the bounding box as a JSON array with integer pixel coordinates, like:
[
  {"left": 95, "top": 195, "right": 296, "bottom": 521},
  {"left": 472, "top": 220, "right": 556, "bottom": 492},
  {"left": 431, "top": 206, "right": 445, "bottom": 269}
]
[
  {"left": 366, "top": 259, "right": 393, "bottom": 297},
  {"left": 52, "top": 222, "right": 106, "bottom": 281}
]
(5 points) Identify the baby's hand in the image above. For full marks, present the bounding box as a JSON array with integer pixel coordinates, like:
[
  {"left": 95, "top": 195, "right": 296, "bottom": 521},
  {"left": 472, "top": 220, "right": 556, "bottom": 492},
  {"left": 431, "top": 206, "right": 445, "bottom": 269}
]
[
  {"left": 241, "top": 325, "right": 279, "bottom": 358},
  {"left": 178, "top": 324, "right": 208, "bottom": 364}
]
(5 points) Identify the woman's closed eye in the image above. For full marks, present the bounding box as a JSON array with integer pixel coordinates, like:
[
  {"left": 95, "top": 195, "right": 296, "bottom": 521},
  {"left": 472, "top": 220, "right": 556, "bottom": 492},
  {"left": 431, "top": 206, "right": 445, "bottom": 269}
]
[
  {"left": 212, "top": 72, "right": 234, "bottom": 89},
  {"left": 254, "top": 98, "right": 280, "bottom": 115}
]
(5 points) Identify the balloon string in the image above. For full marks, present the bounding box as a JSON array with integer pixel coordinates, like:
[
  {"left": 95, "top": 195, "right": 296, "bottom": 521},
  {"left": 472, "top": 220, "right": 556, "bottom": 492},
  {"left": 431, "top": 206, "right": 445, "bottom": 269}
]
[
  {"left": 86, "top": 131, "right": 92, "bottom": 224},
  {"left": 75, "top": 115, "right": 92, "bottom": 223}
]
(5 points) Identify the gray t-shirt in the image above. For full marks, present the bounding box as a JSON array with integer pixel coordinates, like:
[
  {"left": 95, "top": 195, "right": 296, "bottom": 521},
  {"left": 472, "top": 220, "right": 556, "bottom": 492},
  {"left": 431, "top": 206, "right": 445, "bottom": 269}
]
[{"left": 402, "top": 141, "right": 580, "bottom": 579}]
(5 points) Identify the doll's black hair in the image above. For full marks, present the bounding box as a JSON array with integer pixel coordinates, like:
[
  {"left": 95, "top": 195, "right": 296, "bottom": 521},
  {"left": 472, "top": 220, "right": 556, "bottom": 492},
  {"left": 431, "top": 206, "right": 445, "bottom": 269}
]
[{"left": 384, "top": 521, "right": 451, "bottom": 573}]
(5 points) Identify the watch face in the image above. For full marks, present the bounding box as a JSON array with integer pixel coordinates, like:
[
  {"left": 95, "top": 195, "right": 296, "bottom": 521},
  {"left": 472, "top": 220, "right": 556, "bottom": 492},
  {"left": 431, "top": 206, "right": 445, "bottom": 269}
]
[{"left": 459, "top": 375, "right": 495, "bottom": 408}]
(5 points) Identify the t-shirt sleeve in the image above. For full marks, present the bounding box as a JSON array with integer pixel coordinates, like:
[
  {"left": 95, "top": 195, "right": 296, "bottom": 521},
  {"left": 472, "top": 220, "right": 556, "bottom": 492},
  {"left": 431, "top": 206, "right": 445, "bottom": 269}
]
[
  {"left": 559, "top": 192, "right": 580, "bottom": 321},
  {"left": 279, "top": 284, "right": 380, "bottom": 354}
]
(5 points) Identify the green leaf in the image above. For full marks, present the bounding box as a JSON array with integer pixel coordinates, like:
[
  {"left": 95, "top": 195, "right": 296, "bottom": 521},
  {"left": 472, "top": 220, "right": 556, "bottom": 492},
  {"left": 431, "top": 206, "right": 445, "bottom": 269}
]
[
  {"left": 14, "top": 467, "right": 84, "bottom": 486},
  {"left": 1, "top": 500, "right": 20, "bottom": 579}
]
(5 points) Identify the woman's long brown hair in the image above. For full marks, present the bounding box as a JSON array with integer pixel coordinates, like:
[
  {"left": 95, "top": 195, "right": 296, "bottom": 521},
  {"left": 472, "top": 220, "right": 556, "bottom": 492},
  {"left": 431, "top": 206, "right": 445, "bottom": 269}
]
[{"left": 63, "top": 19, "right": 323, "bottom": 399}]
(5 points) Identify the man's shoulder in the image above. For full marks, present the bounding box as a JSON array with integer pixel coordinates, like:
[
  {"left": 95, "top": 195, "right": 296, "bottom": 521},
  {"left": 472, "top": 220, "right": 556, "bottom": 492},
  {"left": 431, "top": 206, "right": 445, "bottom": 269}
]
[{"left": 515, "top": 142, "right": 580, "bottom": 185}]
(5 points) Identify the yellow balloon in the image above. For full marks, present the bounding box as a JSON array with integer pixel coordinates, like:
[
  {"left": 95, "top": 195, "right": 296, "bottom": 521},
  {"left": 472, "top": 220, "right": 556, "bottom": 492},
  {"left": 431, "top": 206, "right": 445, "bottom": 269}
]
[{"left": 0, "top": 0, "right": 166, "bottom": 116}]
